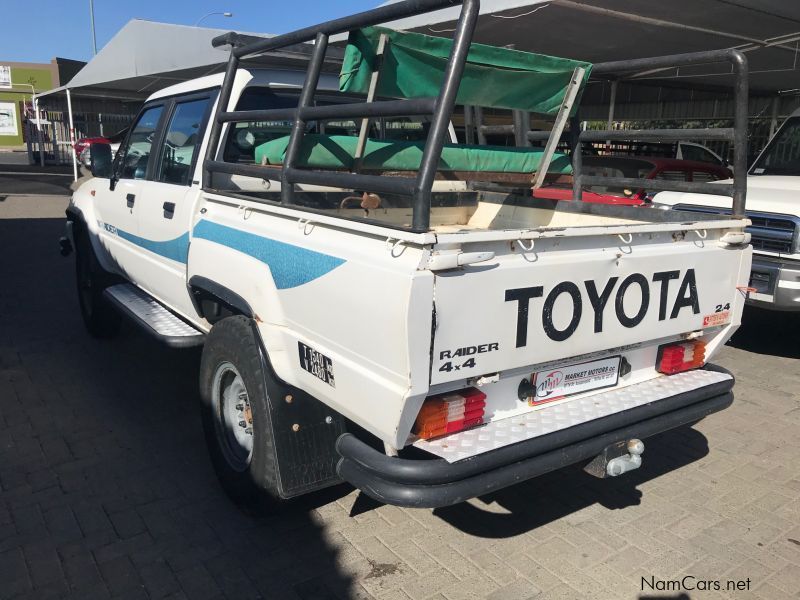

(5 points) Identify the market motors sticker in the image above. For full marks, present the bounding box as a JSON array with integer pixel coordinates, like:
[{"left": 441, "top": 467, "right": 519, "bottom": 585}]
[
  {"left": 703, "top": 311, "right": 730, "bottom": 327},
  {"left": 528, "top": 355, "right": 621, "bottom": 406}
]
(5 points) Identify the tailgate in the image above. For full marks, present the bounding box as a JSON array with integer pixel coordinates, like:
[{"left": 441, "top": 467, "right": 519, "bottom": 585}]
[{"left": 430, "top": 232, "right": 750, "bottom": 385}]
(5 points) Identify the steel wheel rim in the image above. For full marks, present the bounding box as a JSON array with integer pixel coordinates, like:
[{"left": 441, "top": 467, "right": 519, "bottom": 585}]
[{"left": 211, "top": 361, "right": 254, "bottom": 471}]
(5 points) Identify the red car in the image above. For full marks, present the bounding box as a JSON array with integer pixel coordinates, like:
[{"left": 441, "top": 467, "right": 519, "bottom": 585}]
[
  {"left": 73, "top": 136, "right": 109, "bottom": 158},
  {"left": 534, "top": 156, "right": 732, "bottom": 205},
  {"left": 73, "top": 127, "right": 129, "bottom": 158}
]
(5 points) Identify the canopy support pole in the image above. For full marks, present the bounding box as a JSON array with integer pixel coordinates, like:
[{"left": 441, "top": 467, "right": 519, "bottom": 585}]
[
  {"left": 606, "top": 79, "right": 618, "bottom": 149},
  {"left": 570, "top": 114, "right": 583, "bottom": 201},
  {"left": 532, "top": 66, "right": 585, "bottom": 190},
  {"left": 33, "top": 95, "right": 45, "bottom": 167},
  {"left": 769, "top": 96, "right": 779, "bottom": 139},
  {"left": 66, "top": 89, "right": 78, "bottom": 181},
  {"left": 464, "top": 106, "right": 475, "bottom": 145},
  {"left": 354, "top": 33, "right": 388, "bottom": 171},
  {"left": 513, "top": 110, "right": 530, "bottom": 147}
]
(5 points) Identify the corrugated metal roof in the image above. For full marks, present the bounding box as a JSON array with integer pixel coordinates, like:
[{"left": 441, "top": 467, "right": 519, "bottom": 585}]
[{"left": 385, "top": 0, "right": 800, "bottom": 93}]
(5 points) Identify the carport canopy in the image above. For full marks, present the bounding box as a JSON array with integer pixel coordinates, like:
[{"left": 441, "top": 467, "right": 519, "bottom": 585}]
[
  {"left": 44, "top": 1, "right": 800, "bottom": 101},
  {"left": 38, "top": 1, "right": 800, "bottom": 108},
  {"left": 381, "top": 0, "right": 800, "bottom": 94},
  {"left": 34, "top": 1, "right": 800, "bottom": 178},
  {"left": 36, "top": 20, "right": 275, "bottom": 103}
]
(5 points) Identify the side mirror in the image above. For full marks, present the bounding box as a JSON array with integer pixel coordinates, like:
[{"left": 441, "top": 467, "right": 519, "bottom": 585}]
[{"left": 89, "top": 142, "right": 113, "bottom": 179}]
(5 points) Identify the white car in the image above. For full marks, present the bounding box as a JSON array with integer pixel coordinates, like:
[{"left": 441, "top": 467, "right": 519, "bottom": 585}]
[{"left": 657, "top": 110, "right": 800, "bottom": 311}]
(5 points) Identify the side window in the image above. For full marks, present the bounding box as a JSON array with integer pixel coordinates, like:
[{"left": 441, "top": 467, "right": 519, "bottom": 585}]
[
  {"left": 222, "top": 88, "right": 299, "bottom": 164},
  {"left": 116, "top": 105, "right": 164, "bottom": 180},
  {"left": 681, "top": 143, "right": 720, "bottom": 165},
  {"left": 157, "top": 97, "right": 212, "bottom": 186}
]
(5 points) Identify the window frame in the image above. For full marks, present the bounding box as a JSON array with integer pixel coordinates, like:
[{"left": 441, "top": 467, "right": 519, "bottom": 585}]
[
  {"left": 152, "top": 89, "right": 219, "bottom": 187},
  {"left": 113, "top": 102, "right": 168, "bottom": 182}
]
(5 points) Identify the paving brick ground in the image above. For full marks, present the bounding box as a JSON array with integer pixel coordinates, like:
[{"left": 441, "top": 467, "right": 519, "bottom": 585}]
[{"left": 1, "top": 196, "right": 798, "bottom": 600}]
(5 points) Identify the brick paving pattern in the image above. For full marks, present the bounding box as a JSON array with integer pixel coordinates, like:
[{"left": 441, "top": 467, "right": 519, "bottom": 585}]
[{"left": 0, "top": 197, "right": 798, "bottom": 599}]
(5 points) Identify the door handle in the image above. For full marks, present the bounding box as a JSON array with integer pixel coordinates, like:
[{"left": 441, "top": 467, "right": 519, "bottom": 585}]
[
  {"left": 126, "top": 193, "right": 135, "bottom": 208},
  {"left": 162, "top": 202, "right": 176, "bottom": 218}
]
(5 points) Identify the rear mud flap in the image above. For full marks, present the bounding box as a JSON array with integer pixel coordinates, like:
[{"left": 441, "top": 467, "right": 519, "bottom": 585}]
[{"left": 251, "top": 321, "right": 347, "bottom": 499}]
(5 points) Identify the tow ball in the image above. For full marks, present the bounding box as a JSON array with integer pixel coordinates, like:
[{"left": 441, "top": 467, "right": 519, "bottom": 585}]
[{"left": 583, "top": 439, "right": 644, "bottom": 478}]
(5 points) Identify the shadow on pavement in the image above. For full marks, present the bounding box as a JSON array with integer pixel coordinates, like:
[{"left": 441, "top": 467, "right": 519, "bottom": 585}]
[
  {"left": 0, "top": 217, "right": 355, "bottom": 598},
  {"left": 433, "top": 426, "right": 709, "bottom": 539},
  {"left": 728, "top": 305, "right": 800, "bottom": 359},
  {"left": 0, "top": 162, "right": 73, "bottom": 195}
]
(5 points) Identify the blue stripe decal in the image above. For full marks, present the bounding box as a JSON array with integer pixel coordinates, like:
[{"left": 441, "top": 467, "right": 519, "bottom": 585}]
[
  {"left": 115, "top": 229, "right": 191, "bottom": 264},
  {"left": 192, "top": 220, "right": 346, "bottom": 289}
]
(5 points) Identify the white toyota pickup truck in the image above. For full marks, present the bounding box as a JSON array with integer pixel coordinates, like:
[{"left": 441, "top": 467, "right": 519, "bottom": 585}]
[
  {"left": 62, "top": 0, "right": 752, "bottom": 509},
  {"left": 657, "top": 109, "right": 800, "bottom": 311}
]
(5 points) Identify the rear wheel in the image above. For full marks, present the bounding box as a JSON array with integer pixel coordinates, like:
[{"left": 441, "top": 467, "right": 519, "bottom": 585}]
[
  {"left": 199, "top": 315, "right": 283, "bottom": 511},
  {"left": 74, "top": 227, "right": 121, "bottom": 338}
]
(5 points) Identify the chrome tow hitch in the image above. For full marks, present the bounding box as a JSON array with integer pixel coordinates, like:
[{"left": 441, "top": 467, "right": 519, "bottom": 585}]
[{"left": 584, "top": 439, "right": 645, "bottom": 479}]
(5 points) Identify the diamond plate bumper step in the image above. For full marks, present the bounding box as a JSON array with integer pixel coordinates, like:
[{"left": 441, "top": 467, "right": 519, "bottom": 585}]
[
  {"left": 104, "top": 284, "right": 205, "bottom": 348},
  {"left": 416, "top": 369, "right": 732, "bottom": 463},
  {"left": 335, "top": 365, "right": 735, "bottom": 508}
]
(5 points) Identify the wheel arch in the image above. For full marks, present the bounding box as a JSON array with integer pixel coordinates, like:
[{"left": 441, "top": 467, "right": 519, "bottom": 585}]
[
  {"left": 67, "top": 204, "right": 120, "bottom": 276},
  {"left": 188, "top": 275, "right": 255, "bottom": 324}
]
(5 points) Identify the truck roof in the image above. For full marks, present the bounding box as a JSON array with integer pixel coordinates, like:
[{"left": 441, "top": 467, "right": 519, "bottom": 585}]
[{"left": 147, "top": 68, "right": 341, "bottom": 102}]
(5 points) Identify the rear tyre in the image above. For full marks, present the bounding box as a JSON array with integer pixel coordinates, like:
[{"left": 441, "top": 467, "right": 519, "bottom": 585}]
[
  {"left": 74, "top": 227, "right": 121, "bottom": 339},
  {"left": 199, "top": 315, "right": 283, "bottom": 511}
]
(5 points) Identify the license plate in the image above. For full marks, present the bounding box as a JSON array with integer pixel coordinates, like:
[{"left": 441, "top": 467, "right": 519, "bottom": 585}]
[{"left": 528, "top": 355, "right": 621, "bottom": 406}]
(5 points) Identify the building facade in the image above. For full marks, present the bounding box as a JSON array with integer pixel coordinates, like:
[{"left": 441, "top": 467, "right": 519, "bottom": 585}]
[{"left": 0, "top": 58, "right": 83, "bottom": 149}]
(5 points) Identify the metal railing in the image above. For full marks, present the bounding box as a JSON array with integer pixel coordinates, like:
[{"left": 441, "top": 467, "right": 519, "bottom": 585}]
[
  {"left": 204, "top": 1, "right": 750, "bottom": 230},
  {"left": 471, "top": 51, "right": 749, "bottom": 217},
  {"left": 204, "top": 0, "right": 480, "bottom": 231},
  {"left": 581, "top": 50, "right": 748, "bottom": 216}
]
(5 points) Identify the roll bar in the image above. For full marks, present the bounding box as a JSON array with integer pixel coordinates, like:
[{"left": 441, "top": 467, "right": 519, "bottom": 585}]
[
  {"left": 204, "top": 1, "right": 749, "bottom": 230},
  {"left": 584, "top": 50, "right": 749, "bottom": 217},
  {"left": 203, "top": 0, "right": 480, "bottom": 232}
]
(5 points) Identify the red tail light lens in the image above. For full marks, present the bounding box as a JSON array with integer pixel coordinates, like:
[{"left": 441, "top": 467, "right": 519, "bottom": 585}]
[
  {"left": 414, "top": 388, "right": 487, "bottom": 440},
  {"left": 657, "top": 340, "right": 706, "bottom": 375}
]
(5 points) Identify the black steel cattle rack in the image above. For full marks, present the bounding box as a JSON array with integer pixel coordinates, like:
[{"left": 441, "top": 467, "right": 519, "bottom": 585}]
[{"left": 203, "top": 0, "right": 749, "bottom": 232}]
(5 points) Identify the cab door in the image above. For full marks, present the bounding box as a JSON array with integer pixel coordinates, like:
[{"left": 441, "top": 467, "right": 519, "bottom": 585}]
[
  {"left": 92, "top": 103, "right": 166, "bottom": 278},
  {"left": 132, "top": 92, "right": 216, "bottom": 319}
]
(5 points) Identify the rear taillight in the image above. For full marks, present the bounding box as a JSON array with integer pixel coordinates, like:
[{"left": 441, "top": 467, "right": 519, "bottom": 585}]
[
  {"left": 414, "top": 387, "right": 486, "bottom": 440},
  {"left": 657, "top": 340, "right": 706, "bottom": 375}
]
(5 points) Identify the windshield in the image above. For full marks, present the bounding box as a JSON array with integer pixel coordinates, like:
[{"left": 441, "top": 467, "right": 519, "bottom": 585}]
[{"left": 752, "top": 117, "right": 800, "bottom": 175}]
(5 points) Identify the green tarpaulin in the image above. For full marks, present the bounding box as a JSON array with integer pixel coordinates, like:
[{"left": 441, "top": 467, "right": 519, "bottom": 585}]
[
  {"left": 255, "top": 134, "right": 573, "bottom": 174},
  {"left": 339, "top": 26, "right": 592, "bottom": 115}
]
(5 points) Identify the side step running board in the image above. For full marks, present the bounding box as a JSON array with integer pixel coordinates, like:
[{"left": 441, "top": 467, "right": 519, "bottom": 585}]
[{"left": 104, "top": 283, "right": 205, "bottom": 348}]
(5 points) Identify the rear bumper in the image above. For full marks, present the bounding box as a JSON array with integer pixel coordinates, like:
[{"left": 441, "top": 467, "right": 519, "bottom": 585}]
[{"left": 335, "top": 365, "right": 734, "bottom": 508}]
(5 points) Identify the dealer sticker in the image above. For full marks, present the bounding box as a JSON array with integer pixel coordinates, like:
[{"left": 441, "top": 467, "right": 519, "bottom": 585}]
[
  {"left": 528, "top": 356, "right": 621, "bottom": 406},
  {"left": 703, "top": 311, "right": 730, "bottom": 327}
]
